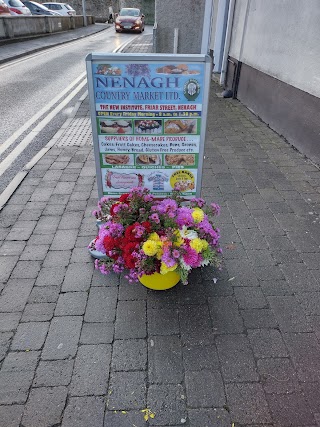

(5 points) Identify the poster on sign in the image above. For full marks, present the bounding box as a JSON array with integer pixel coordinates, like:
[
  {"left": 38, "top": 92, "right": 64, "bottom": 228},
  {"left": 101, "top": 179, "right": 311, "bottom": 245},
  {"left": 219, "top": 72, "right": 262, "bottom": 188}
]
[{"left": 86, "top": 53, "right": 212, "bottom": 199}]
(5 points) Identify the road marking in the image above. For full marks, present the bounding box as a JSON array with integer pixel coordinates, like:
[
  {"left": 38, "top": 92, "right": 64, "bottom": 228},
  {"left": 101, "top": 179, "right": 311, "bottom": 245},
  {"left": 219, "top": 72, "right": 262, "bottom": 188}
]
[
  {"left": 0, "top": 78, "right": 87, "bottom": 178},
  {"left": 0, "top": 71, "right": 86, "bottom": 158}
]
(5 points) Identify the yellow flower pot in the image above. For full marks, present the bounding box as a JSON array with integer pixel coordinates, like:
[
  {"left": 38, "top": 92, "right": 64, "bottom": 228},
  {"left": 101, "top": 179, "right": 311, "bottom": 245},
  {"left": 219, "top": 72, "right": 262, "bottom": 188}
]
[{"left": 139, "top": 271, "right": 180, "bottom": 290}]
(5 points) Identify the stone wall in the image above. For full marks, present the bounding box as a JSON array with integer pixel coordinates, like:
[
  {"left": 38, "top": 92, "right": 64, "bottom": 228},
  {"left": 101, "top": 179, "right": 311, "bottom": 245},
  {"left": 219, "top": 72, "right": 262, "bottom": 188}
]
[{"left": 155, "top": 0, "right": 206, "bottom": 53}]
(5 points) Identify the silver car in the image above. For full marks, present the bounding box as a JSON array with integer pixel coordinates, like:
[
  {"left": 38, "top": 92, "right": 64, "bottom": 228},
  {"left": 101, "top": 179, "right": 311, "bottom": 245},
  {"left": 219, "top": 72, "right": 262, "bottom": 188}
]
[
  {"left": 3, "top": 0, "right": 31, "bottom": 15},
  {"left": 43, "top": 2, "right": 76, "bottom": 16}
]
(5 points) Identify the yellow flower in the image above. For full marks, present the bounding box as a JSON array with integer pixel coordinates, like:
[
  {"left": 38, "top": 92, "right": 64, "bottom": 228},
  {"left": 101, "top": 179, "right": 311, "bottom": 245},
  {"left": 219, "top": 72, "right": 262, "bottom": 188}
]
[
  {"left": 142, "top": 240, "right": 158, "bottom": 256},
  {"left": 156, "top": 248, "right": 163, "bottom": 260},
  {"left": 149, "top": 232, "right": 161, "bottom": 242},
  {"left": 173, "top": 230, "right": 184, "bottom": 247},
  {"left": 190, "top": 238, "right": 203, "bottom": 253},
  {"left": 160, "top": 262, "right": 178, "bottom": 274},
  {"left": 192, "top": 207, "right": 204, "bottom": 223},
  {"left": 190, "top": 238, "right": 208, "bottom": 253}
]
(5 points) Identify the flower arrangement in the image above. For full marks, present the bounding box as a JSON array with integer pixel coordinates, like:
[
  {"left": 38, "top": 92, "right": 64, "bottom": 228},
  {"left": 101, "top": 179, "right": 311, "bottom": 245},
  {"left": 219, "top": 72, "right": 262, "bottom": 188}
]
[{"left": 92, "top": 187, "right": 221, "bottom": 285}]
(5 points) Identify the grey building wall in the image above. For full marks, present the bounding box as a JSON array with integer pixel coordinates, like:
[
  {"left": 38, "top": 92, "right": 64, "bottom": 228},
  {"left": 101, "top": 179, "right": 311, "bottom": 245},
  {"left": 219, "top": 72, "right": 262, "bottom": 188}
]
[
  {"left": 220, "top": 0, "right": 320, "bottom": 164},
  {"left": 155, "top": 0, "right": 206, "bottom": 53},
  {"left": 229, "top": 0, "right": 320, "bottom": 98}
]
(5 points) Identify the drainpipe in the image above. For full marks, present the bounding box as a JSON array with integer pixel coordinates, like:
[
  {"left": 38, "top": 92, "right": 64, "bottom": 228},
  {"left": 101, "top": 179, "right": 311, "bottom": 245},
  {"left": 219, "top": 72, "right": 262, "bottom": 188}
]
[
  {"left": 201, "top": 0, "right": 214, "bottom": 54},
  {"left": 220, "top": 0, "right": 235, "bottom": 86},
  {"left": 213, "top": 0, "right": 230, "bottom": 72}
]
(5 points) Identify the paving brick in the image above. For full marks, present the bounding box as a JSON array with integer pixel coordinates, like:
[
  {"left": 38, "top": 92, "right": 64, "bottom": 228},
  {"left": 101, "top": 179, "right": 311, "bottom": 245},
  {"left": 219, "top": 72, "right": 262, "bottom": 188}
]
[
  {"left": 22, "top": 303, "right": 55, "bottom": 322},
  {"left": 234, "top": 286, "right": 268, "bottom": 309},
  {"left": 28, "top": 233, "right": 55, "bottom": 245},
  {"left": 22, "top": 386, "right": 68, "bottom": 427},
  {"left": 92, "top": 269, "right": 120, "bottom": 287},
  {"left": 247, "top": 328, "right": 288, "bottom": 358},
  {"left": 147, "top": 307, "right": 179, "bottom": 336},
  {"left": 35, "top": 266, "right": 66, "bottom": 286},
  {"left": 62, "top": 263, "right": 93, "bottom": 291},
  {"left": 1, "top": 351, "right": 40, "bottom": 372},
  {"left": 216, "top": 334, "right": 259, "bottom": 382},
  {"left": 62, "top": 396, "right": 105, "bottom": 427},
  {"left": 268, "top": 295, "right": 312, "bottom": 332},
  {"left": 52, "top": 227, "right": 78, "bottom": 250},
  {"left": 0, "top": 241, "right": 25, "bottom": 256},
  {"left": 115, "top": 300, "right": 146, "bottom": 339},
  {"left": 0, "top": 312, "right": 21, "bottom": 332},
  {"left": 80, "top": 322, "right": 114, "bottom": 344},
  {"left": 241, "top": 308, "right": 278, "bottom": 329},
  {"left": 260, "top": 279, "right": 293, "bottom": 296},
  {"left": 42, "top": 316, "right": 82, "bottom": 360},
  {"left": 104, "top": 410, "right": 145, "bottom": 427},
  {"left": 208, "top": 296, "right": 244, "bottom": 334},
  {"left": 185, "top": 370, "right": 225, "bottom": 408},
  {"left": 257, "top": 358, "right": 300, "bottom": 394},
  {"left": 297, "top": 292, "right": 320, "bottom": 316},
  {"left": 27, "top": 286, "right": 60, "bottom": 303},
  {"left": 246, "top": 249, "right": 276, "bottom": 266},
  {"left": 0, "top": 371, "right": 34, "bottom": 404},
  {"left": 6, "top": 221, "right": 36, "bottom": 241},
  {"left": 253, "top": 265, "right": 285, "bottom": 281},
  {"left": 20, "top": 245, "right": 50, "bottom": 261},
  {"left": 0, "top": 279, "right": 34, "bottom": 312},
  {"left": 179, "top": 304, "right": 216, "bottom": 345},
  {"left": 53, "top": 182, "right": 76, "bottom": 194},
  {"left": 0, "top": 405, "right": 24, "bottom": 427},
  {"left": 283, "top": 332, "right": 320, "bottom": 382},
  {"left": 33, "top": 359, "right": 74, "bottom": 387},
  {"left": 149, "top": 335, "right": 183, "bottom": 384},
  {"left": 11, "top": 321, "right": 49, "bottom": 350},
  {"left": 43, "top": 249, "right": 72, "bottom": 267},
  {"left": 107, "top": 371, "right": 146, "bottom": 410},
  {"left": 266, "top": 392, "right": 315, "bottom": 426},
  {"left": 55, "top": 292, "right": 87, "bottom": 316},
  {"left": 182, "top": 344, "right": 219, "bottom": 371},
  {"left": 11, "top": 261, "right": 41, "bottom": 279},
  {"left": 0, "top": 331, "right": 13, "bottom": 361},
  {"left": 147, "top": 384, "right": 186, "bottom": 426},
  {"left": 188, "top": 408, "right": 231, "bottom": 427},
  {"left": 33, "top": 216, "right": 61, "bottom": 235},
  {"left": 70, "top": 247, "right": 93, "bottom": 263},
  {"left": 225, "top": 383, "right": 272, "bottom": 424},
  {"left": 0, "top": 256, "right": 19, "bottom": 282},
  {"left": 112, "top": 339, "right": 147, "bottom": 371},
  {"left": 70, "top": 344, "right": 111, "bottom": 396},
  {"left": 85, "top": 287, "right": 117, "bottom": 322},
  {"left": 118, "top": 281, "right": 148, "bottom": 300},
  {"left": 238, "top": 228, "right": 268, "bottom": 249}
]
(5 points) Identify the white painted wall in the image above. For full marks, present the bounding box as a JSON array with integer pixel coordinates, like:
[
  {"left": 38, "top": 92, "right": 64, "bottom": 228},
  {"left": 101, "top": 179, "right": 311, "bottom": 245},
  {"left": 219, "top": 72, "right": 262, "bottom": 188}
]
[{"left": 228, "top": 0, "right": 320, "bottom": 98}]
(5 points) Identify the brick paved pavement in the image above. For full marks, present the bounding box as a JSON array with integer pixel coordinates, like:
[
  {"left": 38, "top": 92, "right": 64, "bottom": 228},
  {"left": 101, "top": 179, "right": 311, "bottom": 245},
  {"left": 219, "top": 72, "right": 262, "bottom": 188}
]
[{"left": 0, "top": 32, "right": 320, "bottom": 426}]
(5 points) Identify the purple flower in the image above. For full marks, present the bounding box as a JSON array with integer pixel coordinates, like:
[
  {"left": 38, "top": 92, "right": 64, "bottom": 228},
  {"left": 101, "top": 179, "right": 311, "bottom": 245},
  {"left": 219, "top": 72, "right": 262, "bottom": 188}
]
[
  {"left": 162, "top": 249, "right": 176, "bottom": 267},
  {"left": 150, "top": 213, "right": 160, "bottom": 224},
  {"left": 211, "top": 203, "right": 221, "bottom": 216},
  {"left": 172, "top": 249, "right": 180, "bottom": 258},
  {"left": 176, "top": 207, "right": 194, "bottom": 227}
]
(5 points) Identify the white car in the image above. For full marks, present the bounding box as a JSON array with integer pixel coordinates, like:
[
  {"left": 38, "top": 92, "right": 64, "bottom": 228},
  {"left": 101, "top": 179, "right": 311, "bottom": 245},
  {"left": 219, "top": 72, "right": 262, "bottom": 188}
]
[
  {"left": 3, "top": 0, "right": 31, "bottom": 15},
  {"left": 42, "top": 2, "right": 75, "bottom": 15}
]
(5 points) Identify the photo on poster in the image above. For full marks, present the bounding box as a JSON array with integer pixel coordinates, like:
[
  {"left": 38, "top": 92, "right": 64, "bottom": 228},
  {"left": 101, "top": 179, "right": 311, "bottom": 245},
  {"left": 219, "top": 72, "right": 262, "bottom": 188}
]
[{"left": 98, "top": 118, "right": 133, "bottom": 135}]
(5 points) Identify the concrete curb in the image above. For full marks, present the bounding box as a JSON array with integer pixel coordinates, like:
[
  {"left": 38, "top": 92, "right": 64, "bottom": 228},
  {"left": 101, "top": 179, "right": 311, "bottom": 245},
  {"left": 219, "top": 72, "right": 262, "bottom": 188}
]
[{"left": 0, "top": 25, "right": 112, "bottom": 65}]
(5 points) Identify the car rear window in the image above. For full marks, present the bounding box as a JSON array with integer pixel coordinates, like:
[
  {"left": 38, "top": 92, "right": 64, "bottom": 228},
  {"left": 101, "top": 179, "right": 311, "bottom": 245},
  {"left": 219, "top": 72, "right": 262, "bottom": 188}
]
[
  {"left": 120, "top": 8, "right": 140, "bottom": 16},
  {"left": 9, "top": 0, "right": 24, "bottom": 7}
]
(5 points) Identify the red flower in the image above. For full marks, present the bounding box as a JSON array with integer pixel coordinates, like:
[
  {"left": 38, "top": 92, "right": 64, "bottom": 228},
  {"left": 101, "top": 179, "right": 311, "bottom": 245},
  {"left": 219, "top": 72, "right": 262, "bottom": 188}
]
[
  {"left": 110, "top": 202, "right": 120, "bottom": 216},
  {"left": 123, "top": 253, "right": 136, "bottom": 269},
  {"left": 119, "top": 193, "right": 130, "bottom": 202},
  {"left": 141, "top": 221, "right": 152, "bottom": 233},
  {"left": 123, "top": 241, "right": 139, "bottom": 254},
  {"left": 124, "top": 223, "right": 142, "bottom": 242}
]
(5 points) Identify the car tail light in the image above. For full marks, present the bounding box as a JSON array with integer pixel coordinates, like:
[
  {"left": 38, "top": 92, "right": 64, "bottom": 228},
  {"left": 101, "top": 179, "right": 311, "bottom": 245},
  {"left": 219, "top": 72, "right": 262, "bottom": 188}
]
[
  {"left": 10, "top": 7, "right": 23, "bottom": 13},
  {"left": 67, "top": 11, "right": 73, "bottom": 15}
]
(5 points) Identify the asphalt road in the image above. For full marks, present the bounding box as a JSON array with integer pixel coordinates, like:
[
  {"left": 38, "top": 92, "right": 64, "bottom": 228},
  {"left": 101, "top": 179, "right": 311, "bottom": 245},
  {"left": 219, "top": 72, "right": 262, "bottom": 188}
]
[{"left": 0, "top": 26, "right": 152, "bottom": 194}]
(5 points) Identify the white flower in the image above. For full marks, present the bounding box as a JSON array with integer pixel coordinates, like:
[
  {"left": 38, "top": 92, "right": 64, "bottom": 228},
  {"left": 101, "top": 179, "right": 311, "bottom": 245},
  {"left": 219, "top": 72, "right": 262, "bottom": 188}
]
[
  {"left": 179, "top": 225, "right": 198, "bottom": 240},
  {"left": 180, "top": 259, "right": 192, "bottom": 271}
]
